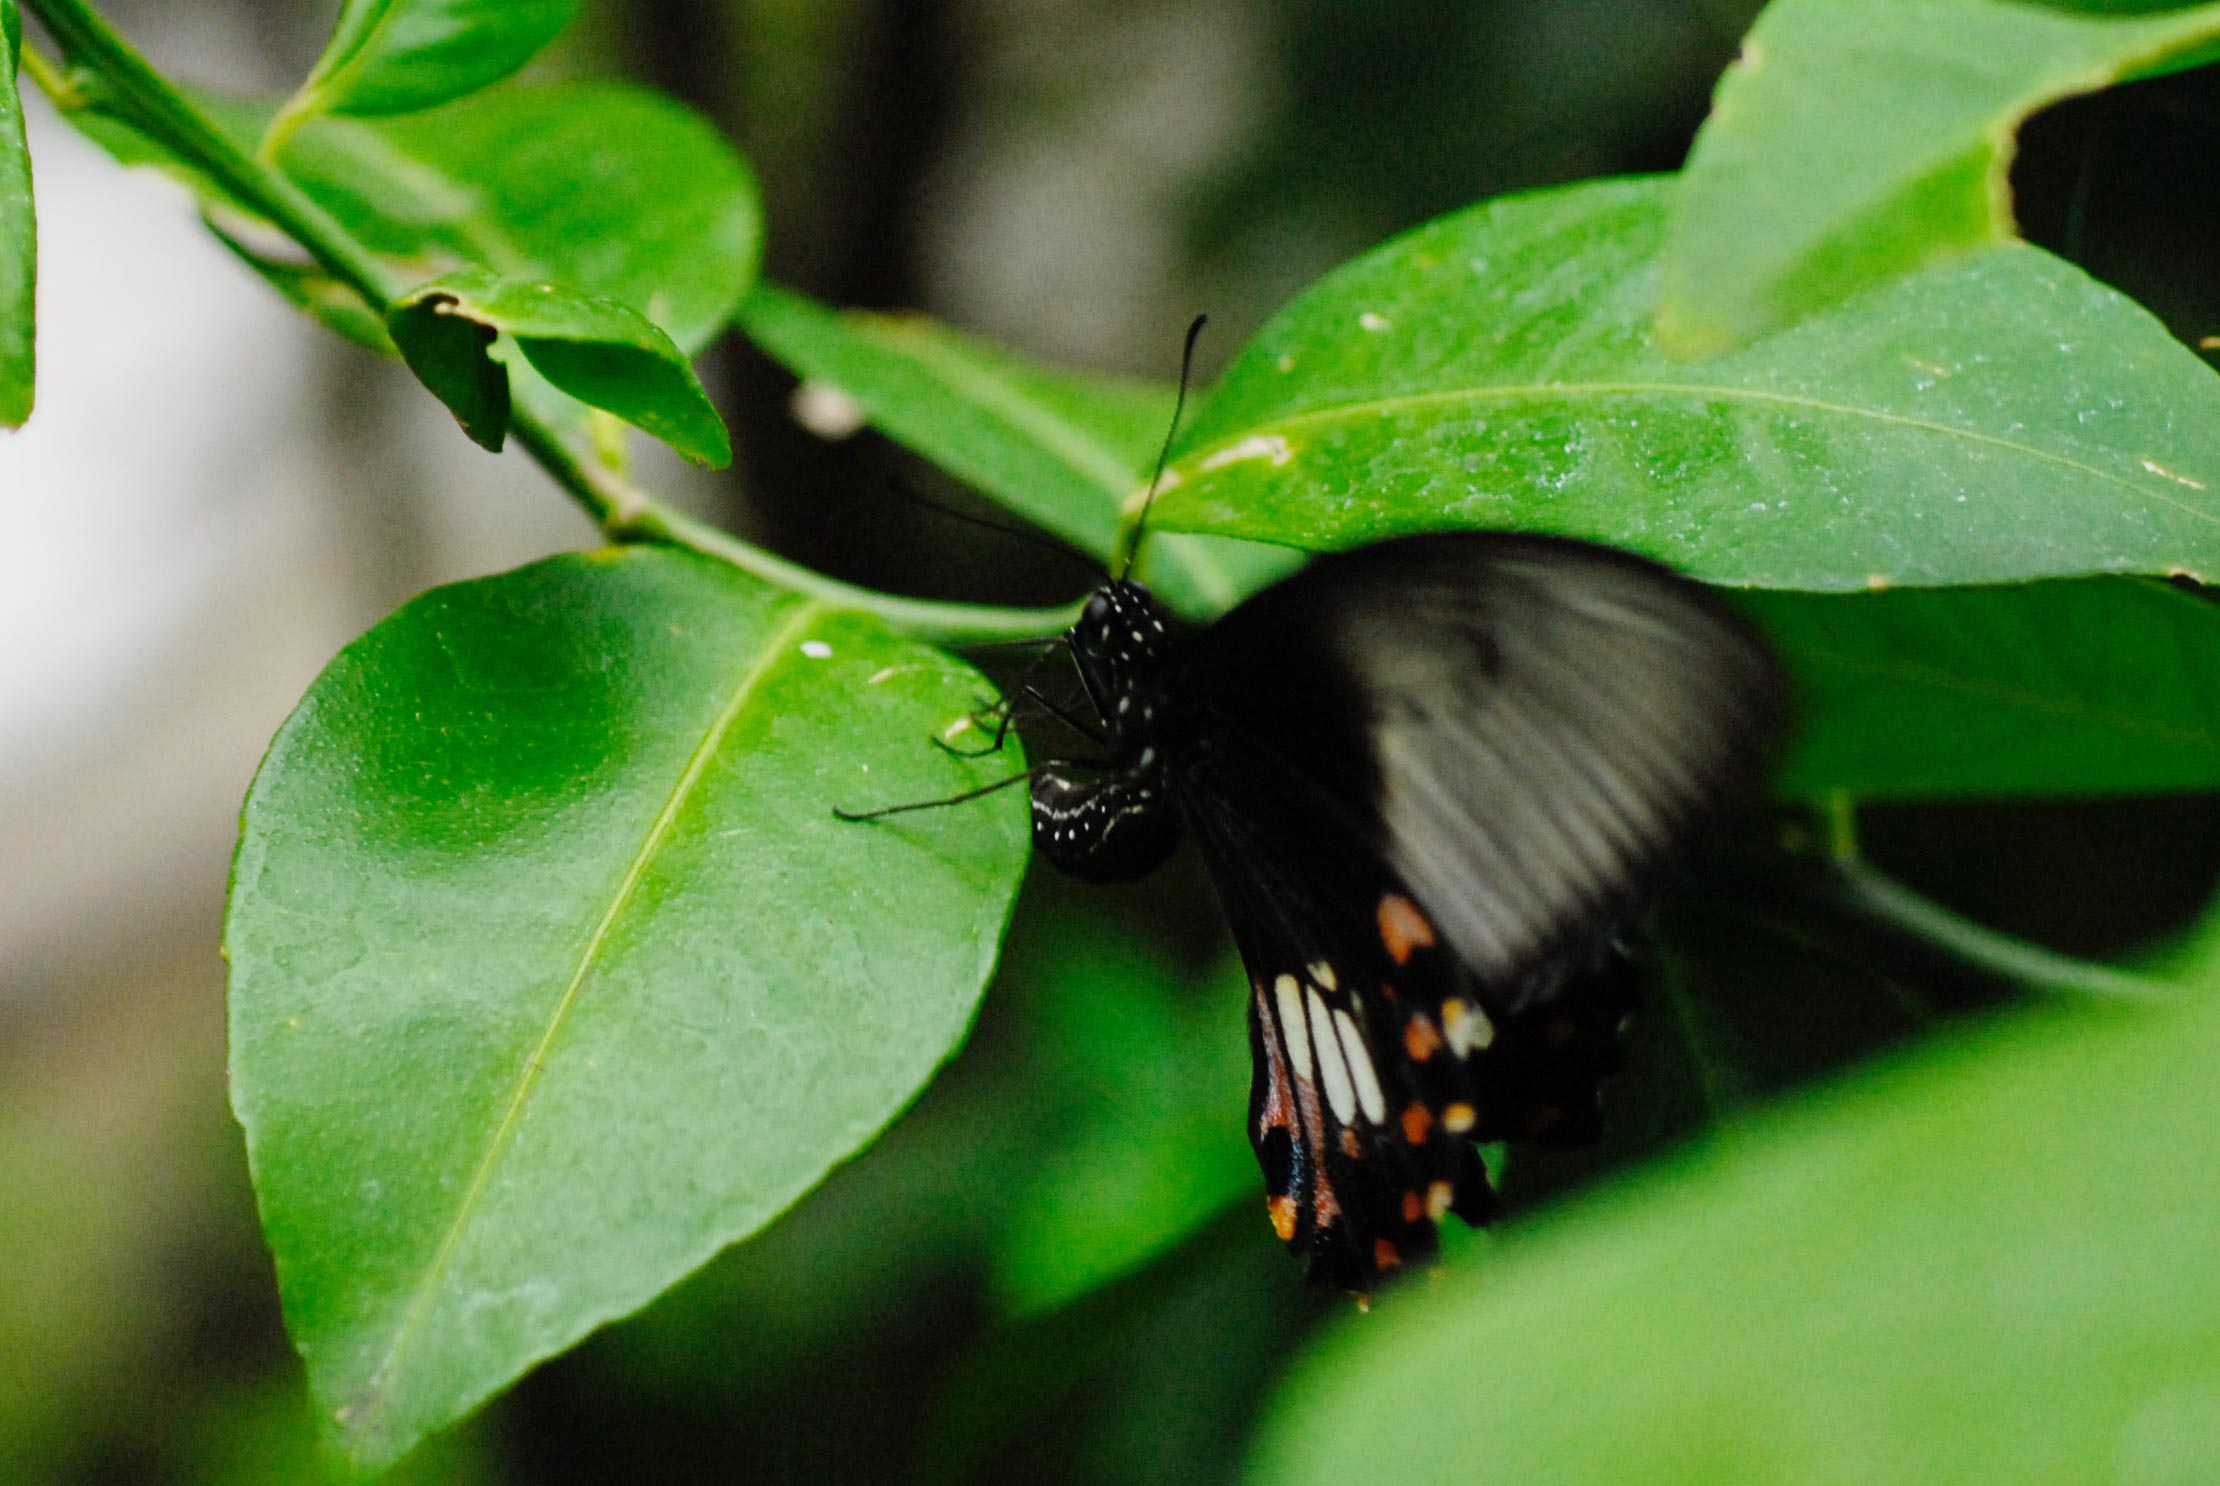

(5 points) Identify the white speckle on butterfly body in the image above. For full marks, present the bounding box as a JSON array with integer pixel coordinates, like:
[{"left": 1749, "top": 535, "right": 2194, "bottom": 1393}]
[
  {"left": 1358, "top": 311, "right": 1392, "bottom": 333},
  {"left": 1199, "top": 434, "right": 1293, "bottom": 471},
  {"left": 800, "top": 640, "right": 834, "bottom": 659}
]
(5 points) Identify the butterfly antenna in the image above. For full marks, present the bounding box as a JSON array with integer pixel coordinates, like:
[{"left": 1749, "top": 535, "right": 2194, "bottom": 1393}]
[
  {"left": 884, "top": 473, "right": 1108, "bottom": 583},
  {"left": 1116, "top": 314, "right": 1208, "bottom": 580}
]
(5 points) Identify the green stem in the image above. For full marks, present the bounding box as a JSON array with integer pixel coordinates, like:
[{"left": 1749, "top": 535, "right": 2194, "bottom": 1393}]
[
  {"left": 1830, "top": 857, "right": 2170, "bottom": 1004},
  {"left": 18, "top": 0, "right": 1075, "bottom": 645},
  {"left": 16, "top": 39, "right": 80, "bottom": 108}
]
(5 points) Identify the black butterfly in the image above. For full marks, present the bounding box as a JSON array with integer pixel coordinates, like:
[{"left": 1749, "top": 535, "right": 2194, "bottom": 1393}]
[{"left": 852, "top": 526, "right": 1784, "bottom": 1291}]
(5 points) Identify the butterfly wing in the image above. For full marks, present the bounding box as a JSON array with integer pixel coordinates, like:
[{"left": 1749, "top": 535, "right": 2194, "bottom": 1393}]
[{"left": 1164, "top": 532, "right": 1782, "bottom": 1286}]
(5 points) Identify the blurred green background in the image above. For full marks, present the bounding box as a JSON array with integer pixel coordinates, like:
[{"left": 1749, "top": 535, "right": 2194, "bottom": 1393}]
[{"left": 5, "top": 1, "right": 2220, "bottom": 1480}]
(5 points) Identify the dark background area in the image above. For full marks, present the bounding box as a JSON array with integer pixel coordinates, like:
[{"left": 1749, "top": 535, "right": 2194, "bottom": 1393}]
[{"left": 4, "top": 2, "right": 2218, "bottom": 1481}]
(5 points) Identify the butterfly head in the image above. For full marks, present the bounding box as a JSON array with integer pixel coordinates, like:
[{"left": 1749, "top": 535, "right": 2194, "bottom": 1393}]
[{"left": 1068, "top": 579, "right": 1176, "bottom": 718}]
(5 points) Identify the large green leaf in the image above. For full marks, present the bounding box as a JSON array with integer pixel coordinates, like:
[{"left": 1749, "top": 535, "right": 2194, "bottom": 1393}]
[
  {"left": 274, "top": 0, "right": 575, "bottom": 129},
  {"left": 735, "top": 284, "right": 1299, "bottom": 617},
  {"left": 226, "top": 548, "right": 1028, "bottom": 1476},
  {"left": 1749, "top": 578, "right": 2220, "bottom": 798},
  {"left": 1660, "top": 0, "right": 2220, "bottom": 353},
  {"left": 390, "top": 269, "right": 731, "bottom": 464},
  {"left": 1, "top": 0, "right": 32, "bottom": 427},
  {"left": 1150, "top": 176, "right": 2220, "bottom": 591},
  {"left": 1251, "top": 985, "right": 2220, "bottom": 1486}
]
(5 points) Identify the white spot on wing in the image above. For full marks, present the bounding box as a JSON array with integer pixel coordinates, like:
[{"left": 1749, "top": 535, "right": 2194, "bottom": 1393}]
[
  {"left": 1308, "top": 960, "right": 1338, "bottom": 992},
  {"left": 1333, "top": 1008, "right": 1385, "bottom": 1123},
  {"left": 1309, "top": 988, "right": 1357, "bottom": 1123},
  {"left": 1275, "top": 975, "right": 1313, "bottom": 1083}
]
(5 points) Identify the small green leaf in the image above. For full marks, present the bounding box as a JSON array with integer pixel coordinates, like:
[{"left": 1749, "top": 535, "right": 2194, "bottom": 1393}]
[
  {"left": 1748, "top": 579, "right": 2220, "bottom": 799},
  {"left": 1, "top": 0, "right": 34, "bottom": 427},
  {"left": 1252, "top": 988, "right": 2220, "bottom": 1486},
  {"left": 68, "top": 83, "right": 759, "bottom": 361},
  {"left": 272, "top": 0, "right": 575, "bottom": 140},
  {"left": 226, "top": 548, "right": 1028, "bottom": 1476},
  {"left": 288, "top": 83, "right": 759, "bottom": 354},
  {"left": 735, "top": 284, "right": 1299, "bottom": 616},
  {"left": 1659, "top": 0, "right": 2220, "bottom": 351},
  {"left": 390, "top": 269, "right": 730, "bottom": 464},
  {"left": 1153, "top": 177, "right": 2220, "bottom": 591}
]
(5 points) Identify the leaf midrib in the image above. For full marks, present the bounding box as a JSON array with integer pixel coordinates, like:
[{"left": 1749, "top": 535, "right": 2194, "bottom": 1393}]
[
  {"left": 343, "top": 594, "right": 830, "bottom": 1456},
  {"left": 1168, "top": 380, "right": 2220, "bottom": 528}
]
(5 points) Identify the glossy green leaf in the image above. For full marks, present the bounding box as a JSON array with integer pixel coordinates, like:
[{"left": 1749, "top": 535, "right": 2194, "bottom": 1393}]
[
  {"left": 1152, "top": 176, "right": 2220, "bottom": 590},
  {"left": 390, "top": 269, "right": 731, "bottom": 464},
  {"left": 1253, "top": 988, "right": 2220, "bottom": 1486},
  {"left": 735, "top": 283, "right": 1299, "bottom": 617},
  {"left": 1748, "top": 579, "right": 2220, "bottom": 799},
  {"left": 1660, "top": 0, "right": 2220, "bottom": 352},
  {"left": 225, "top": 548, "right": 1028, "bottom": 1476},
  {"left": 1, "top": 0, "right": 33, "bottom": 427},
  {"left": 275, "top": 0, "right": 574, "bottom": 129}
]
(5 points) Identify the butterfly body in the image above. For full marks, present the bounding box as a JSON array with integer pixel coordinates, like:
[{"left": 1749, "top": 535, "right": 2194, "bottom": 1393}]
[{"left": 1019, "top": 531, "right": 1783, "bottom": 1291}]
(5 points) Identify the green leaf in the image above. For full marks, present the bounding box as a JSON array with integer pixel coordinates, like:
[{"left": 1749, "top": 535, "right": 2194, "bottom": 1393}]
[
  {"left": 389, "top": 268, "right": 731, "bottom": 464},
  {"left": 70, "top": 83, "right": 758, "bottom": 360},
  {"left": 735, "top": 283, "right": 1299, "bottom": 617},
  {"left": 288, "top": 83, "right": 759, "bottom": 354},
  {"left": 225, "top": 548, "right": 1028, "bottom": 1475},
  {"left": 1151, "top": 176, "right": 2220, "bottom": 591},
  {"left": 1252, "top": 988, "right": 2220, "bottom": 1486},
  {"left": 1, "top": 0, "right": 33, "bottom": 427},
  {"left": 1659, "top": 0, "right": 2220, "bottom": 351},
  {"left": 1748, "top": 579, "right": 2220, "bottom": 799},
  {"left": 274, "top": 0, "right": 575, "bottom": 134}
]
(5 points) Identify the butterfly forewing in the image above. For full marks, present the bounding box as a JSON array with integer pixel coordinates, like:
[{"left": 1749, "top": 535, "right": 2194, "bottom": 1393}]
[{"left": 1175, "top": 534, "right": 1782, "bottom": 1011}]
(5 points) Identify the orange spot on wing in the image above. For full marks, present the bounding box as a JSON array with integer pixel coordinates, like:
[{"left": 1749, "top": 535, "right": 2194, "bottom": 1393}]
[
  {"left": 1340, "top": 1127, "right": 1364, "bottom": 1159},
  {"left": 1268, "top": 1194, "right": 1298, "bottom": 1242},
  {"left": 1377, "top": 892, "right": 1436, "bottom": 966},
  {"left": 1426, "top": 1181, "right": 1455, "bottom": 1221},
  {"left": 1443, "top": 1101, "right": 1477, "bottom": 1134},
  {"left": 1402, "top": 1190, "right": 1424, "bottom": 1225},
  {"left": 1400, "top": 1101, "right": 1433, "bottom": 1145},
  {"left": 1373, "top": 1239, "right": 1401, "bottom": 1271},
  {"left": 1403, "top": 1014, "right": 1442, "bottom": 1062}
]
